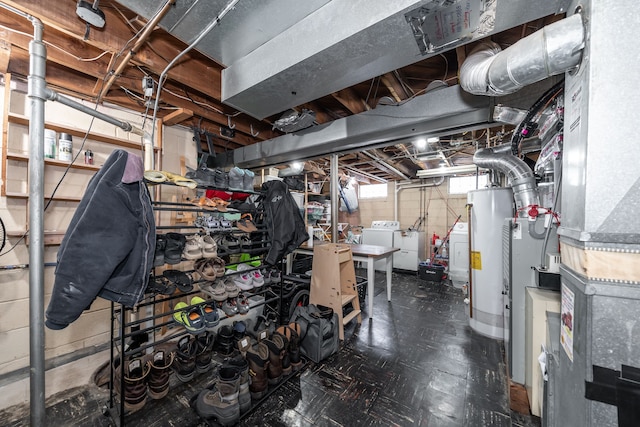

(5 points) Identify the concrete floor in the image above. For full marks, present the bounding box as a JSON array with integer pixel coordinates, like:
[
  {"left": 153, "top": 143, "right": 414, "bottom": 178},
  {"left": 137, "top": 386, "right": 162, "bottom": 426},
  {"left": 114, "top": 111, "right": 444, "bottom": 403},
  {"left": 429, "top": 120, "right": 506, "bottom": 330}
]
[{"left": 1, "top": 270, "right": 540, "bottom": 426}]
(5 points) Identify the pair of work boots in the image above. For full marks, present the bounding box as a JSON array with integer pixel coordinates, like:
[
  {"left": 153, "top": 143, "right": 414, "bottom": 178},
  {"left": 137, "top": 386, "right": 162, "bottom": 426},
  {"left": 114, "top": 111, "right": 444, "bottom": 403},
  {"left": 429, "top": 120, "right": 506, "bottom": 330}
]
[
  {"left": 244, "top": 322, "right": 303, "bottom": 398},
  {"left": 195, "top": 355, "right": 250, "bottom": 426},
  {"left": 172, "top": 332, "right": 217, "bottom": 382},
  {"left": 114, "top": 349, "right": 174, "bottom": 413}
]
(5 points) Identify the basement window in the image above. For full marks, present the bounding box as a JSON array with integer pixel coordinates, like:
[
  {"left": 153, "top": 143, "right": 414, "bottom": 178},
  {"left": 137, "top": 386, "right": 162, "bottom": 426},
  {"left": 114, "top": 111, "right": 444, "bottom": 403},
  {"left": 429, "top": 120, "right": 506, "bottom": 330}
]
[
  {"left": 449, "top": 175, "right": 489, "bottom": 194},
  {"left": 359, "top": 183, "right": 388, "bottom": 199}
]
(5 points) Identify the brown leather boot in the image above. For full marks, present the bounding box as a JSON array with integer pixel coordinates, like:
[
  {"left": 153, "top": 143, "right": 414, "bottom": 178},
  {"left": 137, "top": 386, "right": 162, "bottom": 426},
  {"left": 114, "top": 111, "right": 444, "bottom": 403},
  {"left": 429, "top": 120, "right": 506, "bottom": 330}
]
[
  {"left": 147, "top": 349, "right": 174, "bottom": 399},
  {"left": 274, "top": 328, "right": 292, "bottom": 376},
  {"left": 263, "top": 334, "right": 285, "bottom": 385},
  {"left": 114, "top": 357, "right": 150, "bottom": 413},
  {"left": 245, "top": 342, "right": 270, "bottom": 399},
  {"left": 288, "top": 322, "right": 303, "bottom": 372}
]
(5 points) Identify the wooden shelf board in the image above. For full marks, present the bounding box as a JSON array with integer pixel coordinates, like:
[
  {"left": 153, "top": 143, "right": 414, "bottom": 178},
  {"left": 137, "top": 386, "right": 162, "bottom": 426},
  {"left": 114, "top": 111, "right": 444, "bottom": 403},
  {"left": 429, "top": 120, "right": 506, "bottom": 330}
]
[
  {"left": 8, "top": 112, "right": 158, "bottom": 151},
  {"left": 7, "top": 152, "right": 100, "bottom": 171},
  {"left": 5, "top": 191, "right": 81, "bottom": 202},
  {"left": 7, "top": 230, "right": 66, "bottom": 246},
  {"left": 341, "top": 294, "right": 357, "bottom": 306},
  {"left": 342, "top": 309, "right": 362, "bottom": 324}
]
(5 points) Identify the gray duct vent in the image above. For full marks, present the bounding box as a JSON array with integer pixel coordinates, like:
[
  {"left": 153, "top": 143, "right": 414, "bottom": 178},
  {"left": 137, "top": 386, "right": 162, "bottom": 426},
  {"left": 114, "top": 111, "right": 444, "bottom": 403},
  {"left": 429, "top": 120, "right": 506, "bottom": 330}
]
[
  {"left": 272, "top": 109, "right": 316, "bottom": 133},
  {"left": 405, "top": 0, "right": 492, "bottom": 54}
]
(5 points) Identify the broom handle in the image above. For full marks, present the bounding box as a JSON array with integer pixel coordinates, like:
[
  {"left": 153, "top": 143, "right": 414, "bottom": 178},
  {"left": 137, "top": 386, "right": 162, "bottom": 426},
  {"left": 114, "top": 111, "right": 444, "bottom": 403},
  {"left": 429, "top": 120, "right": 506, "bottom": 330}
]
[{"left": 433, "top": 215, "right": 462, "bottom": 257}]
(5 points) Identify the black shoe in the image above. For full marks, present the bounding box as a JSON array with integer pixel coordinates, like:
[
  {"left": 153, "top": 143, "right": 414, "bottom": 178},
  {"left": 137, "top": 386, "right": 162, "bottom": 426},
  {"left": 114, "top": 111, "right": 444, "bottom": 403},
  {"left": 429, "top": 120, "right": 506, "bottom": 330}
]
[
  {"left": 214, "top": 325, "right": 235, "bottom": 356},
  {"left": 154, "top": 235, "right": 166, "bottom": 266},
  {"left": 145, "top": 275, "right": 176, "bottom": 296},
  {"left": 214, "top": 168, "right": 229, "bottom": 189},
  {"left": 164, "top": 233, "right": 186, "bottom": 264},
  {"left": 163, "top": 270, "right": 193, "bottom": 292},
  {"left": 172, "top": 336, "right": 196, "bottom": 382}
]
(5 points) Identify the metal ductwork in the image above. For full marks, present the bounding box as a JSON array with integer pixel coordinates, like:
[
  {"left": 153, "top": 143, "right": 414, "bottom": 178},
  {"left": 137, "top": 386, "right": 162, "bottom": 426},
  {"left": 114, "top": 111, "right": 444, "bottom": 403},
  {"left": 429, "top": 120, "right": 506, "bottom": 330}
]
[
  {"left": 460, "top": 13, "right": 584, "bottom": 96},
  {"left": 473, "top": 145, "right": 539, "bottom": 209},
  {"left": 232, "top": 85, "right": 492, "bottom": 168},
  {"left": 117, "top": 0, "right": 571, "bottom": 119}
]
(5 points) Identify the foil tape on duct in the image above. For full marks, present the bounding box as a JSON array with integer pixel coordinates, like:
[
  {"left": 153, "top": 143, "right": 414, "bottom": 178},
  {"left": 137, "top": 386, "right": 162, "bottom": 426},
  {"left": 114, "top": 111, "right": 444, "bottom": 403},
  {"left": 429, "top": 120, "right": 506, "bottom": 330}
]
[{"left": 460, "top": 13, "right": 584, "bottom": 96}]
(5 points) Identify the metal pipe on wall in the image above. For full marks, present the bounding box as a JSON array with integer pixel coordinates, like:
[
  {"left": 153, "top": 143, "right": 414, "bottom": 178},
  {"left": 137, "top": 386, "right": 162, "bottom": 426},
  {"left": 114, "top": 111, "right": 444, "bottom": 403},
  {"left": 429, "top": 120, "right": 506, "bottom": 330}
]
[
  {"left": 393, "top": 177, "right": 444, "bottom": 221},
  {"left": 27, "top": 17, "right": 46, "bottom": 427},
  {"left": 151, "top": 0, "right": 241, "bottom": 146},
  {"left": 0, "top": 4, "right": 151, "bottom": 423}
]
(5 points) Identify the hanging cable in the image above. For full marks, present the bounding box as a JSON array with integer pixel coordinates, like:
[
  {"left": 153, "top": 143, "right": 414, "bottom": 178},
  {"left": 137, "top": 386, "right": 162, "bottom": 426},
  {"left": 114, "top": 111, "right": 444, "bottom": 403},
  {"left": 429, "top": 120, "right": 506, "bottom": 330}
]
[{"left": 150, "top": 0, "right": 241, "bottom": 146}]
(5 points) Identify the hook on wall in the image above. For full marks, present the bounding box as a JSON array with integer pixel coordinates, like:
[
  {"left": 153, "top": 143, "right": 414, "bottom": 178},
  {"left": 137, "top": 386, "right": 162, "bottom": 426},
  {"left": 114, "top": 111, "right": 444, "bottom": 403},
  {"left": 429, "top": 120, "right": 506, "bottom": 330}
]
[
  {"left": 250, "top": 124, "right": 260, "bottom": 138},
  {"left": 227, "top": 115, "right": 236, "bottom": 129}
]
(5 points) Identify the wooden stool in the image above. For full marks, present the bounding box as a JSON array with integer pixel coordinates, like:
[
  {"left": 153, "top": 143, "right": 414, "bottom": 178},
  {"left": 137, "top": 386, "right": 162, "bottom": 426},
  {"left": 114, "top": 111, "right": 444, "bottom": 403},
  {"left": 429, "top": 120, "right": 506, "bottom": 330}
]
[{"left": 309, "top": 243, "right": 362, "bottom": 340}]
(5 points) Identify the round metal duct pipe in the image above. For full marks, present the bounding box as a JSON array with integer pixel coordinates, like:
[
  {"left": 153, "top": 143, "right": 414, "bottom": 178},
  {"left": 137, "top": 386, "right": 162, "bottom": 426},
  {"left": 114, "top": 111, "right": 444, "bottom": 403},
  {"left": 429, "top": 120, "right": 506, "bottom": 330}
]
[
  {"left": 473, "top": 145, "right": 539, "bottom": 209},
  {"left": 460, "top": 13, "right": 584, "bottom": 96}
]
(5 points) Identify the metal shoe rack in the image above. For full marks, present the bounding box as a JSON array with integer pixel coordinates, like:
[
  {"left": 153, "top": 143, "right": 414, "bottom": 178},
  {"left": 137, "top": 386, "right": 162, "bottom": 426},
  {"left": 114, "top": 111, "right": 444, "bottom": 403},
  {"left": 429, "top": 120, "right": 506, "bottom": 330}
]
[{"left": 105, "top": 182, "right": 283, "bottom": 426}]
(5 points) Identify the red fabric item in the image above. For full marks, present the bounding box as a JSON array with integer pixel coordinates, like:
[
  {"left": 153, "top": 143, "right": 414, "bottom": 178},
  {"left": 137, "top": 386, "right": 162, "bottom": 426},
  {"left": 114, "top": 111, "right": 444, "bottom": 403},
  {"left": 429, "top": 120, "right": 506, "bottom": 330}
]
[
  {"left": 205, "top": 190, "right": 232, "bottom": 201},
  {"left": 230, "top": 192, "right": 250, "bottom": 201}
]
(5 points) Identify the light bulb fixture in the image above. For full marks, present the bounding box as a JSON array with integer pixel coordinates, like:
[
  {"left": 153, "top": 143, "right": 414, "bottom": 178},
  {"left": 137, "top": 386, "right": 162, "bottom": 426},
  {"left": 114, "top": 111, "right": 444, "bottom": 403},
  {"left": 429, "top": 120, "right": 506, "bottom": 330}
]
[
  {"left": 290, "top": 161, "right": 304, "bottom": 173},
  {"left": 76, "top": 0, "right": 106, "bottom": 28},
  {"left": 414, "top": 137, "right": 427, "bottom": 151},
  {"left": 427, "top": 136, "right": 440, "bottom": 144}
]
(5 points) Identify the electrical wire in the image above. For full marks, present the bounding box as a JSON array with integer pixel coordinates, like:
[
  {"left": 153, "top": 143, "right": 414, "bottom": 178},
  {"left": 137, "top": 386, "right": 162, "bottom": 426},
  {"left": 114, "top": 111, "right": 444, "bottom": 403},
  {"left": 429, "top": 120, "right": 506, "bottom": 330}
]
[{"left": 0, "top": 24, "right": 112, "bottom": 62}]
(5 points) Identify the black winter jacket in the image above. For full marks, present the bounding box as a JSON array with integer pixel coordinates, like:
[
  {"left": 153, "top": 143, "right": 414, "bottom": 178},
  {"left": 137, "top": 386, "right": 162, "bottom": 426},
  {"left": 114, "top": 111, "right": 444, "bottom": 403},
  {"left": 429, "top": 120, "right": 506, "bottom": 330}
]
[
  {"left": 46, "top": 150, "right": 155, "bottom": 330},
  {"left": 262, "top": 180, "right": 308, "bottom": 265}
]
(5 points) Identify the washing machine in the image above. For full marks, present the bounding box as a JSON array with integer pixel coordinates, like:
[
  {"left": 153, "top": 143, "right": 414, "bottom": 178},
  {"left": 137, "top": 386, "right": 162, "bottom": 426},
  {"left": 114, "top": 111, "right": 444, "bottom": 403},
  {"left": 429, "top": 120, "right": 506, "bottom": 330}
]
[{"left": 362, "top": 220, "right": 400, "bottom": 271}]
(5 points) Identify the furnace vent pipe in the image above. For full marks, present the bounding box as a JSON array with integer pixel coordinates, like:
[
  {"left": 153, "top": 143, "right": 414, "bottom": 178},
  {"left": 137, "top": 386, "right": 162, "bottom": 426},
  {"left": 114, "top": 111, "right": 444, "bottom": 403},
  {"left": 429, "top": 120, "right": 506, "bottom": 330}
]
[
  {"left": 460, "top": 13, "right": 584, "bottom": 96},
  {"left": 473, "top": 145, "right": 539, "bottom": 209}
]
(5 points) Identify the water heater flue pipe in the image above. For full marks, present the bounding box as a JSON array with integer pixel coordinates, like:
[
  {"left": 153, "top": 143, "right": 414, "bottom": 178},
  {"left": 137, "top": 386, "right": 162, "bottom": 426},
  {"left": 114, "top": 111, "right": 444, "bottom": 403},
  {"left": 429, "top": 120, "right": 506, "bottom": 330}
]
[
  {"left": 460, "top": 13, "right": 584, "bottom": 96},
  {"left": 473, "top": 145, "right": 539, "bottom": 209}
]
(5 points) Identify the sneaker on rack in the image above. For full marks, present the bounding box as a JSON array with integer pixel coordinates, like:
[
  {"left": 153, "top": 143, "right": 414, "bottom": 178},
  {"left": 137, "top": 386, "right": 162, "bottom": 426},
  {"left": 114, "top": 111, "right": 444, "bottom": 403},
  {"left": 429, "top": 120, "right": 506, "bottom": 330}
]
[
  {"left": 232, "top": 272, "right": 253, "bottom": 291},
  {"left": 242, "top": 169, "right": 255, "bottom": 192},
  {"left": 223, "top": 278, "right": 240, "bottom": 298},
  {"left": 228, "top": 166, "right": 245, "bottom": 190},
  {"left": 214, "top": 168, "right": 229, "bottom": 189},
  {"left": 173, "top": 301, "right": 206, "bottom": 334},
  {"left": 250, "top": 270, "right": 265, "bottom": 288},
  {"left": 192, "top": 296, "right": 221, "bottom": 330},
  {"left": 261, "top": 268, "right": 271, "bottom": 285},
  {"left": 236, "top": 294, "right": 250, "bottom": 314},
  {"left": 269, "top": 268, "right": 282, "bottom": 284},
  {"left": 221, "top": 298, "right": 238, "bottom": 317}
]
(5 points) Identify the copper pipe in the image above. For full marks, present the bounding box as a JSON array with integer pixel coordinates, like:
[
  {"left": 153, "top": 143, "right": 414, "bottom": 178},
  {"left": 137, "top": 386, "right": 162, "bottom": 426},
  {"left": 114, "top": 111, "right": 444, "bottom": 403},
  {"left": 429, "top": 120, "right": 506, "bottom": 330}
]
[{"left": 99, "top": 0, "right": 174, "bottom": 98}]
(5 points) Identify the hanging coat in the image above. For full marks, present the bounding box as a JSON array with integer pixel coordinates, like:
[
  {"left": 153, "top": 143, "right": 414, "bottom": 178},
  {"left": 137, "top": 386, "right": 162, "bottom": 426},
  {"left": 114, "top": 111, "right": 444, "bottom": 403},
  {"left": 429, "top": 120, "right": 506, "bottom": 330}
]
[
  {"left": 262, "top": 180, "right": 309, "bottom": 265},
  {"left": 46, "top": 149, "right": 155, "bottom": 330}
]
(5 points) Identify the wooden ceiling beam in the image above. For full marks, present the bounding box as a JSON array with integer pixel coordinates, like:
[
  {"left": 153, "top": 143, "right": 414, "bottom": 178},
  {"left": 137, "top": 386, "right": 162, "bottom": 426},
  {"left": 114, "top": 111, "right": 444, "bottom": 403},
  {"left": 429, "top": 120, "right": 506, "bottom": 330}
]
[
  {"left": 7, "top": 49, "right": 272, "bottom": 145},
  {"left": 297, "top": 102, "right": 332, "bottom": 124},
  {"left": 162, "top": 108, "right": 194, "bottom": 126},
  {"left": 380, "top": 72, "right": 410, "bottom": 102},
  {"left": 1, "top": 1, "right": 223, "bottom": 103},
  {"left": 1, "top": 16, "right": 279, "bottom": 140},
  {"left": 331, "top": 87, "right": 370, "bottom": 115}
]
